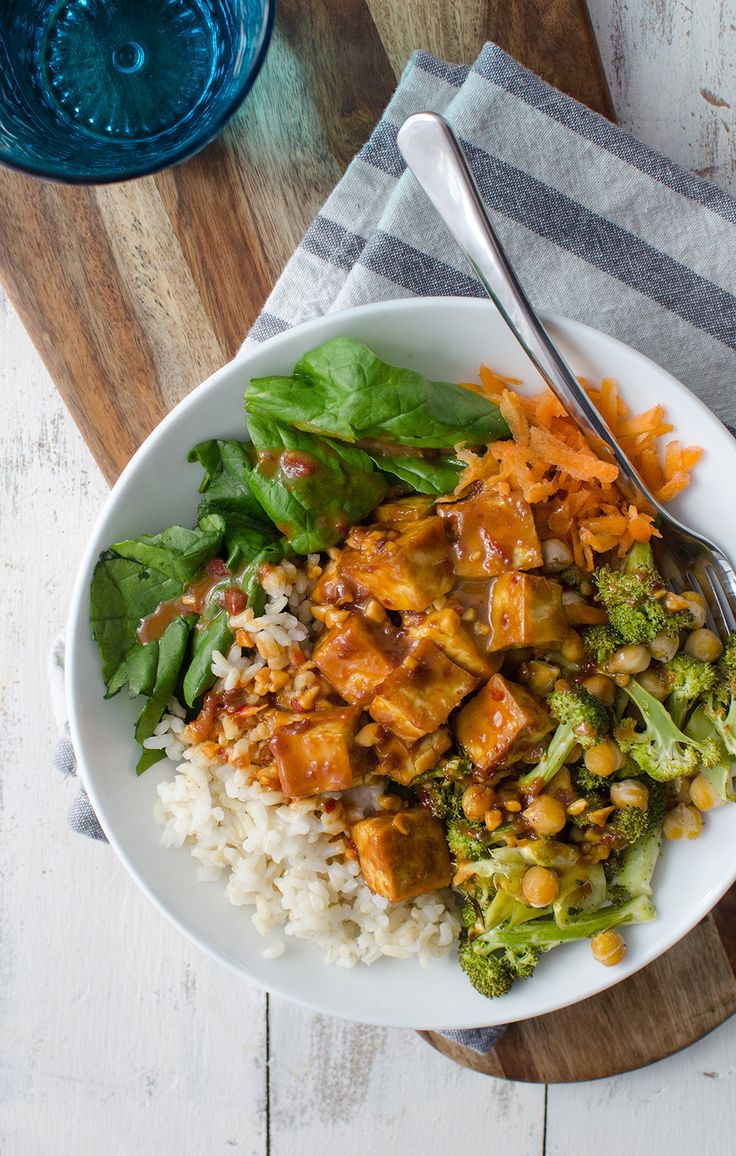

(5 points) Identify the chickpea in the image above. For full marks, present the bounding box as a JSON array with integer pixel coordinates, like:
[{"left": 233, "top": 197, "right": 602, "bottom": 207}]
[
  {"left": 610, "top": 779, "right": 649, "bottom": 811},
  {"left": 648, "top": 633, "right": 679, "bottom": 663},
  {"left": 521, "top": 866, "right": 559, "bottom": 907},
  {"left": 682, "top": 590, "right": 707, "bottom": 630},
  {"left": 636, "top": 666, "right": 667, "bottom": 701},
  {"left": 561, "top": 629, "right": 586, "bottom": 664},
  {"left": 606, "top": 644, "right": 651, "bottom": 675},
  {"left": 523, "top": 794, "right": 567, "bottom": 836},
  {"left": 663, "top": 802, "right": 703, "bottom": 841},
  {"left": 684, "top": 629, "right": 723, "bottom": 663},
  {"left": 591, "top": 929, "right": 627, "bottom": 967},
  {"left": 522, "top": 660, "right": 560, "bottom": 697},
  {"left": 462, "top": 785, "right": 495, "bottom": 822},
  {"left": 584, "top": 739, "right": 624, "bottom": 778},
  {"left": 561, "top": 589, "right": 585, "bottom": 607},
  {"left": 542, "top": 538, "right": 574, "bottom": 572},
  {"left": 689, "top": 773, "right": 725, "bottom": 812},
  {"left": 582, "top": 674, "right": 617, "bottom": 708}
]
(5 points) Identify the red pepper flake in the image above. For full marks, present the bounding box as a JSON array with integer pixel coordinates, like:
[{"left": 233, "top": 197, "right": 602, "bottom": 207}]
[
  {"left": 281, "top": 450, "right": 317, "bottom": 478},
  {"left": 323, "top": 798, "right": 336, "bottom": 813},
  {"left": 206, "top": 557, "right": 229, "bottom": 578},
  {"left": 289, "top": 697, "right": 306, "bottom": 713},
  {"left": 216, "top": 746, "right": 229, "bottom": 763},
  {"left": 225, "top": 587, "right": 246, "bottom": 615}
]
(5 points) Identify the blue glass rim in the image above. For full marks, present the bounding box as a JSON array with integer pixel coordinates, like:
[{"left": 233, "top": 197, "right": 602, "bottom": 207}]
[{"left": 0, "top": 0, "right": 277, "bottom": 186}]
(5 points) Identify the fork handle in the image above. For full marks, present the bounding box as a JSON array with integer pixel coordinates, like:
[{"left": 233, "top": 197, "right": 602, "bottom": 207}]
[{"left": 396, "top": 112, "right": 656, "bottom": 511}]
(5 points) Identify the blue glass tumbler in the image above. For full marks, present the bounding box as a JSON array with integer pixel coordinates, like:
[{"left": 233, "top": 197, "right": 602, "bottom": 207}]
[{"left": 0, "top": 0, "right": 275, "bottom": 183}]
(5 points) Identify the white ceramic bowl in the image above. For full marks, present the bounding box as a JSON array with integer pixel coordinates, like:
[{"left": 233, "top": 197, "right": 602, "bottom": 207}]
[{"left": 67, "top": 297, "right": 736, "bottom": 1029}]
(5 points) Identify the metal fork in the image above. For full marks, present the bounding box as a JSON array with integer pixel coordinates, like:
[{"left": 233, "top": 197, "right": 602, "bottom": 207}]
[{"left": 396, "top": 111, "right": 736, "bottom": 642}]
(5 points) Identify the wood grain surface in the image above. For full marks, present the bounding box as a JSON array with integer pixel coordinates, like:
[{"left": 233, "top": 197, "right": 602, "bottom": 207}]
[
  {"left": 6, "top": 0, "right": 734, "bottom": 1097},
  {"left": 422, "top": 884, "right": 736, "bottom": 1082},
  {"left": 0, "top": 0, "right": 612, "bottom": 485}
]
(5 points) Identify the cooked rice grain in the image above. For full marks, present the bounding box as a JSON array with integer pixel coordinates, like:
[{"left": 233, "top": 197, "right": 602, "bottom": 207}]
[{"left": 155, "top": 749, "right": 460, "bottom": 967}]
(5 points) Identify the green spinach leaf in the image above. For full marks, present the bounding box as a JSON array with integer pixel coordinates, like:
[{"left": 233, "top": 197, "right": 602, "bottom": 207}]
[
  {"left": 91, "top": 556, "right": 183, "bottom": 691},
  {"left": 370, "top": 453, "right": 465, "bottom": 495},
  {"left": 135, "top": 614, "right": 195, "bottom": 745},
  {"left": 188, "top": 439, "right": 272, "bottom": 528},
  {"left": 241, "top": 539, "right": 289, "bottom": 617},
  {"left": 246, "top": 412, "right": 388, "bottom": 554},
  {"left": 246, "top": 338, "right": 509, "bottom": 449},
  {"left": 136, "top": 747, "right": 167, "bottom": 776},
  {"left": 106, "top": 635, "right": 161, "bottom": 699},
  {"left": 182, "top": 612, "right": 234, "bottom": 708},
  {"left": 111, "top": 519, "right": 225, "bottom": 586}
]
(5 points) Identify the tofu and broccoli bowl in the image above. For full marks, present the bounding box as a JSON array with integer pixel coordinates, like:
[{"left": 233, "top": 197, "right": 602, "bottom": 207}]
[{"left": 90, "top": 335, "right": 736, "bottom": 1001}]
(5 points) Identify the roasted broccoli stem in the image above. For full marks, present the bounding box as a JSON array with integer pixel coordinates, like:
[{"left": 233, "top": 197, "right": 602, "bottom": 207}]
[
  {"left": 592, "top": 542, "right": 692, "bottom": 646},
  {"left": 662, "top": 653, "right": 717, "bottom": 730},
  {"left": 459, "top": 895, "right": 656, "bottom": 998},
  {"left": 517, "top": 684, "right": 609, "bottom": 792},
  {"left": 615, "top": 677, "right": 720, "bottom": 782},
  {"left": 607, "top": 782, "right": 667, "bottom": 901}
]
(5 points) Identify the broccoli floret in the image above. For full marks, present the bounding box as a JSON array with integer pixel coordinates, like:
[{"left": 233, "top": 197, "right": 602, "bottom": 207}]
[
  {"left": 419, "top": 778, "right": 463, "bottom": 822},
  {"left": 583, "top": 623, "right": 625, "bottom": 665},
  {"left": 458, "top": 935, "right": 540, "bottom": 998},
  {"left": 615, "top": 678, "right": 720, "bottom": 782},
  {"left": 459, "top": 895, "right": 656, "bottom": 998},
  {"left": 572, "top": 764, "right": 612, "bottom": 798},
  {"left": 415, "top": 757, "right": 472, "bottom": 820},
  {"left": 704, "top": 633, "right": 736, "bottom": 757},
  {"left": 518, "top": 685, "right": 610, "bottom": 792},
  {"left": 662, "top": 653, "right": 718, "bottom": 729},
  {"left": 446, "top": 820, "right": 494, "bottom": 862},
  {"left": 592, "top": 542, "right": 692, "bottom": 646},
  {"left": 607, "top": 779, "right": 665, "bottom": 847}
]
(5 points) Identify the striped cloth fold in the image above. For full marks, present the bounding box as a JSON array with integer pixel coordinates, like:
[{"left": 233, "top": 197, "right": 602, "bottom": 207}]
[
  {"left": 58, "top": 40, "right": 736, "bottom": 1054},
  {"left": 242, "top": 44, "right": 736, "bottom": 440}
]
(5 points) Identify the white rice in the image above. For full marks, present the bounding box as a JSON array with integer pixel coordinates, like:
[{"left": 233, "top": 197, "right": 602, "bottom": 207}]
[{"left": 151, "top": 558, "right": 461, "bottom": 968}]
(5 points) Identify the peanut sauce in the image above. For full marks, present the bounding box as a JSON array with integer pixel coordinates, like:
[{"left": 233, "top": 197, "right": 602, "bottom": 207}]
[{"left": 137, "top": 571, "right": 228, "bottom": 644}]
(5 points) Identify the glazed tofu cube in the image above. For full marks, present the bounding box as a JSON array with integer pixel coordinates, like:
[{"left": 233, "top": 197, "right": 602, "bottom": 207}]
[
  {"left": 376, "top": 727, "right": 452, "bottom": 786},
  {"left": 454, "top": 674, "right": 553, "bottom": 773},
  {"left": 489, "top": 572, "right": 566, "bottom": 652},
  {"left": 438, "top": 486, "right": 542, "bottom": 578},
  {"left": 269, "top": 706, "right": 361, "bottom": 798},
  {"left": 313, "top": 612, "right": 405, "bottom": 706},
  {"left": 369, "top": 638, "right": 478, "bottom": 743},
  {"left": 341, "top": 517, "right": 453, "bottom": 611},
  {"left": 353, "top": 808, "right": 452, "bottom": 902},
  {"left": 405, "top": 607, "right": 495, "bottom": 679}
]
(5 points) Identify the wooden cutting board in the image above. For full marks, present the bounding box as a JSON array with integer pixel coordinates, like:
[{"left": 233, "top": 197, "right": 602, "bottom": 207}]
[
  {"left": 5, "top": 0, "right": 732, "bottom": 1084},
  {"left": 0, "top": 0, "right": 612, "bottom": 485}
]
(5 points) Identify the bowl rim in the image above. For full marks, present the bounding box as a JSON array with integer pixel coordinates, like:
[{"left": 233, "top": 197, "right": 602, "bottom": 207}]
[
  {"left": 0, "top": 0, "right": 277, "bottom": 186},
  {"left": 66, "top": 295, "right": 736, "bottom": 1027}
]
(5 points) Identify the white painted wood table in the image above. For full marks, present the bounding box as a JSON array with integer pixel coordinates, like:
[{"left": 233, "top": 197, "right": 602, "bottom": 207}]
[{"left": 3, "top": 3, "right": 736, "bottom": 1152}]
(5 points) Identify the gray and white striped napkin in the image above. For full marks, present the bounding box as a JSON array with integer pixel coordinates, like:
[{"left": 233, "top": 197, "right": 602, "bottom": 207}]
[{"left": 57, "top": 40, "right": 736, "bottom": 1052}]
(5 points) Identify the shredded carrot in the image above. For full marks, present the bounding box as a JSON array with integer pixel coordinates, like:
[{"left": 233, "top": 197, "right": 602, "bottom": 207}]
[{"left": 454, "top": 367, "right": 702, "bottom": 571}]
